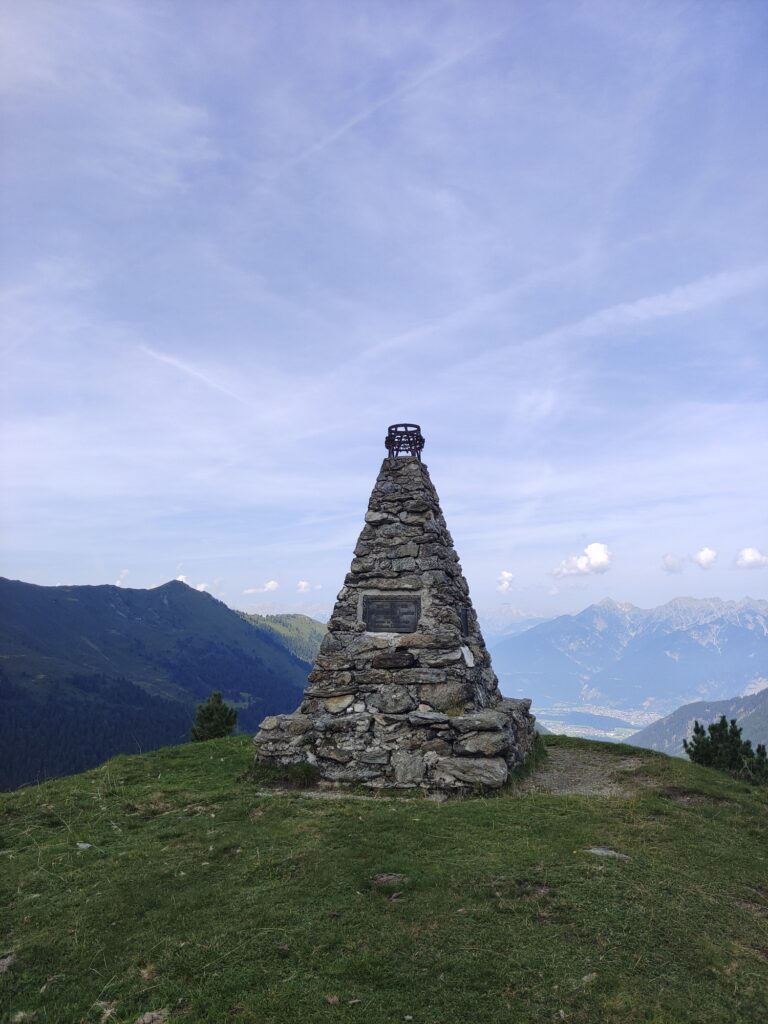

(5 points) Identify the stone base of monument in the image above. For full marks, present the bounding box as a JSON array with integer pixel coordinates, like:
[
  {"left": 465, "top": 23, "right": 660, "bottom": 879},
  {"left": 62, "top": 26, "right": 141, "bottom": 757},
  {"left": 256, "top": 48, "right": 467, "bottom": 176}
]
[{"left": 253, "top": 698, "right": 535, "bottom": 792}]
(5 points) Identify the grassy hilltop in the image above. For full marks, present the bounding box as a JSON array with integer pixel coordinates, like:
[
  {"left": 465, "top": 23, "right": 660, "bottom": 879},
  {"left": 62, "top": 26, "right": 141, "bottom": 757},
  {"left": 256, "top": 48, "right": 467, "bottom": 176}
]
[{"left": 1, "top": 736, "right": 766, "bottom": 1024}]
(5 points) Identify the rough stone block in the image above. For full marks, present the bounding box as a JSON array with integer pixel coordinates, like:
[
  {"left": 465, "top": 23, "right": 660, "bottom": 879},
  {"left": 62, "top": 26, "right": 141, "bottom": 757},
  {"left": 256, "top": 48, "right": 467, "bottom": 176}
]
[
  {"left": 283, "top": 715, "right": 313, "bottom": 735},
  {"left": 454, "top": 730, "right": 510, "bottom": 756},
  {"left": 451, "top": 710, "right": 508, "bottom": 732},
  {"left": 432, "top": 756, "right": 508, "bottom": 788},
  {"left": 359, "top": 749, "right": 391, "bottom": 764},
  {"left": 421, "top": 737, "right": 453, "bottom": 756},
  {"left": 324, "top": 695, "right": 354, "bottom": 714},
  {"left": 422, "top": 649, "right": 463, "bottom": 667},
  {"left": 407, "top": 710, "right": 449, "bottom": 726},
  {"left": 371, "top": 650, "right": 417, "bottom": 669},
  {"left": 416, "top": 681, "right": 472, "bottom": 711},
  {"left": 392, "top": 751, "right": 425, "bottom": 784},
  {"left": 366, "top": 686, "right": 417, "bottom": 714}
]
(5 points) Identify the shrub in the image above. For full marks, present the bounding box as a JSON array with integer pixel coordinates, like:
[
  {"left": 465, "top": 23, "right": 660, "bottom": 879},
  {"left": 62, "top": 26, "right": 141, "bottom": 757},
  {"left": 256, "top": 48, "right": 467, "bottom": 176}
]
[
  {"left": 191, "top": 691, "right": 237, "bottom": 742},
  {"left": 684, "top": 715, "right": 767, "bottom": 783}
]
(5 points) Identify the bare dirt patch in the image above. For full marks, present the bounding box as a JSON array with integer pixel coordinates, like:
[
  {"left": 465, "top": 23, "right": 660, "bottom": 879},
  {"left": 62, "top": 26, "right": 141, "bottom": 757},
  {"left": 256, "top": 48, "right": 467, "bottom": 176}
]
[
  {"left": 518, "top": 746, "right": 644, "bottom": 796},
  {"left": 659, "top": 786, "right": 731, "bottom": 807}
]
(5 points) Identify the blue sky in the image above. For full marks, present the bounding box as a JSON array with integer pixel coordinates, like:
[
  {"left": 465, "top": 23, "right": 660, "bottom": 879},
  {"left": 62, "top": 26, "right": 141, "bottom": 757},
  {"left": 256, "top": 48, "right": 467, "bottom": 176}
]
[{"left": 1, "top": 0, "right": 767, "bottom": 622}]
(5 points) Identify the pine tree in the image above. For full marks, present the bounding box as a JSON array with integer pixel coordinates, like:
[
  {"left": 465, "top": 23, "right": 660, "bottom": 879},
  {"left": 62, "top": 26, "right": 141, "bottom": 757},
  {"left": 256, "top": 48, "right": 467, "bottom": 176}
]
[
  {"left": 684, "top": 715, "right": 768, "bottom": 783},
  {"left": 191, "top": 691, "right": 237, "bottom": 742}
]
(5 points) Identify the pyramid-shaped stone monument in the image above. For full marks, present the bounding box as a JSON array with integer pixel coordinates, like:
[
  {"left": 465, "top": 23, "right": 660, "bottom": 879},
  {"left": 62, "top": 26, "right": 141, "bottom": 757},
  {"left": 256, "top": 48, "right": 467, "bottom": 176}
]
[{"left": 253, "top": 424, "right": 535, "bottom": 792}]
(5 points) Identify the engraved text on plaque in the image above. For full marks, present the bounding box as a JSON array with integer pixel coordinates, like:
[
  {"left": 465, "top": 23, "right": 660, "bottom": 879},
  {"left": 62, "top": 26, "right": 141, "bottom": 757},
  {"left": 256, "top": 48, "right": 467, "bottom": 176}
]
[{"left": 362, "top": 595, "right": 421, "bottom": 633}]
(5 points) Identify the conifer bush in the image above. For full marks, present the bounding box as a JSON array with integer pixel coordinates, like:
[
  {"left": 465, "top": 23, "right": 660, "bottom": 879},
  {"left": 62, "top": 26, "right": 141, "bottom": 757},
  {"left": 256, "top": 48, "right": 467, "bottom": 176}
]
[
  {"left": 684, "top": 715, "right": 768, "bottom": 783},
  {"left": 191, "top": 690, "right": 238, "bottom": 741}
]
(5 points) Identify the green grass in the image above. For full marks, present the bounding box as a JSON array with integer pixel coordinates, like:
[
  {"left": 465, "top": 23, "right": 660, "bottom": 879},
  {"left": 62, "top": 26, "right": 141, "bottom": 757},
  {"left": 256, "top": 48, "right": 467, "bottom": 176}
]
[{"left": 1, "top": 736, "right": 767, "bottom": 1024}]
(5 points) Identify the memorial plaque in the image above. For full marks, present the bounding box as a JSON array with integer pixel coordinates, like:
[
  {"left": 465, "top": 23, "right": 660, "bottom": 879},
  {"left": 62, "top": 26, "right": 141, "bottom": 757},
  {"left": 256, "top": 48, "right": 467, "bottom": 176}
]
[{"left": 363, "top": 595, "right": 421, "bottom": 633}]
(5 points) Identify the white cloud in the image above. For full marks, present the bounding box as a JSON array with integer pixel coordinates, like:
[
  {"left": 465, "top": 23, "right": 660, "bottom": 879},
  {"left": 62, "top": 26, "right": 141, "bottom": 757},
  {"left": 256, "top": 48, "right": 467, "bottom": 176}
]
[
  {"left": 195, "top": 582, "right": 209, "bottom": 592},
  {"left": 297, "top": 580, "right": 311, "bottom": 592},
  {"left": 496, "top": 569, "right": 515, "bottom": 592},
  {"left": 244, "top": 580, "right": 279, "bottom": 594},
  {"left": 114, "top": 568, "right": 130, "bottom": 587},
  {"left": 176, "top": 574, "right": 189, "bottom": 583},
  {"left": 693, "top": 547, "right": 717, "bottom": 569},
  {"left": 554, "top": 542, "right": 612, "bottom": 577},
  {"left": 736, "top": 547, "right": 768, "bottom": 569},
  {"left": 661, "top": 553, "right": 684, "bottom": 574}
]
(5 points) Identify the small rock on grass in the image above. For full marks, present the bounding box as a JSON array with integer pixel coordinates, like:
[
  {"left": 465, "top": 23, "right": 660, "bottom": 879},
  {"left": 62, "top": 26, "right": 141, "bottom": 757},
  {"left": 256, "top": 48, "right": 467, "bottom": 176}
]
[
  {"left": 585, "top": 847, "right": 629, "bottom": 860},
  {"left": 0, "top": 952, "right": 16, "bottom": 974},
  {"left": 325, "top": 995, "right": 340, "bottom": 1005},
  {"left": 372, "top": 873, "right": 408, "bottom": 886},
  {"left": 134, "top": 1011, "right": 169, "bottom": 1024}
]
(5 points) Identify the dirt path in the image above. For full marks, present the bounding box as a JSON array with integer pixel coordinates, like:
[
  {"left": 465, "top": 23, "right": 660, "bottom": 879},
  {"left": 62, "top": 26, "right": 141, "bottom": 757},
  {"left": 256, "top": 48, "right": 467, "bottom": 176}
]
[{"left": 518, "top": 745, "right": 644, "bottom": 796}]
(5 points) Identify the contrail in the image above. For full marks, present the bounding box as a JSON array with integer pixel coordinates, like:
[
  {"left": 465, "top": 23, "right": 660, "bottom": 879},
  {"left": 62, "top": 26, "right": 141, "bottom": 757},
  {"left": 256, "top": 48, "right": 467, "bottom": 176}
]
[
  {"left": 140, "top": 344, "right": 247, "bottom": 403},
  {"left": 277, "top": 28, "right": 507, "bottom": 172}
]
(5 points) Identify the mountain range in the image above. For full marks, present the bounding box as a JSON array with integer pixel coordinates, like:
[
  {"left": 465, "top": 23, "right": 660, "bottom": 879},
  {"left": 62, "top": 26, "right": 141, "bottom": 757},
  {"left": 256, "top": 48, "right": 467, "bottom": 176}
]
[
  {"left": 491, "top": 596, "right": 768, "bottom": 738},
  {"left": 3, "top": 578, "right": 767, "bottom": 787},
  {"left": 0, "top": 577, "right": 314, "bottom": 789}
]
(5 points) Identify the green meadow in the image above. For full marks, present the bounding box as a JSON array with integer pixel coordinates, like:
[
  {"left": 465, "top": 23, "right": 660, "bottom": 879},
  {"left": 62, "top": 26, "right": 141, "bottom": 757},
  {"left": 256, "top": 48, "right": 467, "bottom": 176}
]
[{"left": 1, "top": 735, "right": 766, "bottom": 1024}]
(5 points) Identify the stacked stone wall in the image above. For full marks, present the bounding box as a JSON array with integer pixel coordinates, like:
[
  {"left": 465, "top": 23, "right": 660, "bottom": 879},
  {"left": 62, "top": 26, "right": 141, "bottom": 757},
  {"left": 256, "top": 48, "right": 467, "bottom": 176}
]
[{"left": 253, "top": 455, "right": 536, "bottom": 792}]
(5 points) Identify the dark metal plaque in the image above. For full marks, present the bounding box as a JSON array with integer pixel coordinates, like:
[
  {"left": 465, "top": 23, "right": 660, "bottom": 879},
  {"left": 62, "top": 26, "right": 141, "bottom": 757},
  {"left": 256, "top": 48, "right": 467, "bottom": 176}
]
[{"left": 362, "top": 595, "right": 421, "bottom": 633}]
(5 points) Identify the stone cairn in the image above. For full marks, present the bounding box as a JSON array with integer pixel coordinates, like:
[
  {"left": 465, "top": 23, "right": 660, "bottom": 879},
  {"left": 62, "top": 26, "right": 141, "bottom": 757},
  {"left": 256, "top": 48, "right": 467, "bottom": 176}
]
[{"left": 253, "top": 424, "right": 536, "bottom": 792}]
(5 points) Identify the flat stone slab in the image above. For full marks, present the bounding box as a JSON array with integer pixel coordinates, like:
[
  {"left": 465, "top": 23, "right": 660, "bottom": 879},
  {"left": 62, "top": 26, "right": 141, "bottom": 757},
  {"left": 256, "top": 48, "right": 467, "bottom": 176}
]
[
  {"left": 451, "top": 710, "right": 509, "bottom": 733},
  {"left": 433, "top": 756, "right": 509, "bottom": 788},
  {"left": 586, "top": 847, "right": 630, "bottom": 860}
]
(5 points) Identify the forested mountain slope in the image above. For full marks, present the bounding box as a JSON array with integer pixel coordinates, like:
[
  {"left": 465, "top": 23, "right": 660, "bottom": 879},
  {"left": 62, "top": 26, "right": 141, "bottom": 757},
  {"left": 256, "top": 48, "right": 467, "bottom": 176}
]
[
  {"left": 238, "top": 610, "right": 326, "bottom": 664},
  {"left": 630, "top": 687, "right": 768, "bottom": 756},
  {"left": 0, "top": 577, "right": 308, "bottom": 789}
]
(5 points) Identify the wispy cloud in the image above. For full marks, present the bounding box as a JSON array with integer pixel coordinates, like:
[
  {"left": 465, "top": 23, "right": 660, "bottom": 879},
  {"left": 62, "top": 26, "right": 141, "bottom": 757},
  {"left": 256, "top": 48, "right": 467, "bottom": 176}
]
[
  {"left": 457, "top": 263, "right": 768, "bottom": 378},
  {"left": 140, "top": 346, "right": 246, "bottom": 404},
  {"left": 538, "top": 264, "right": 768, "bottom": 345},
  {"left": 661, "top": 553, "right": 684, "bottom": 574},
  {"left": 244, "top": 580, "right": 279, "bottom": 594},
  {"left": 276, "top": 29, "right": 506, "bottom": 172}
]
